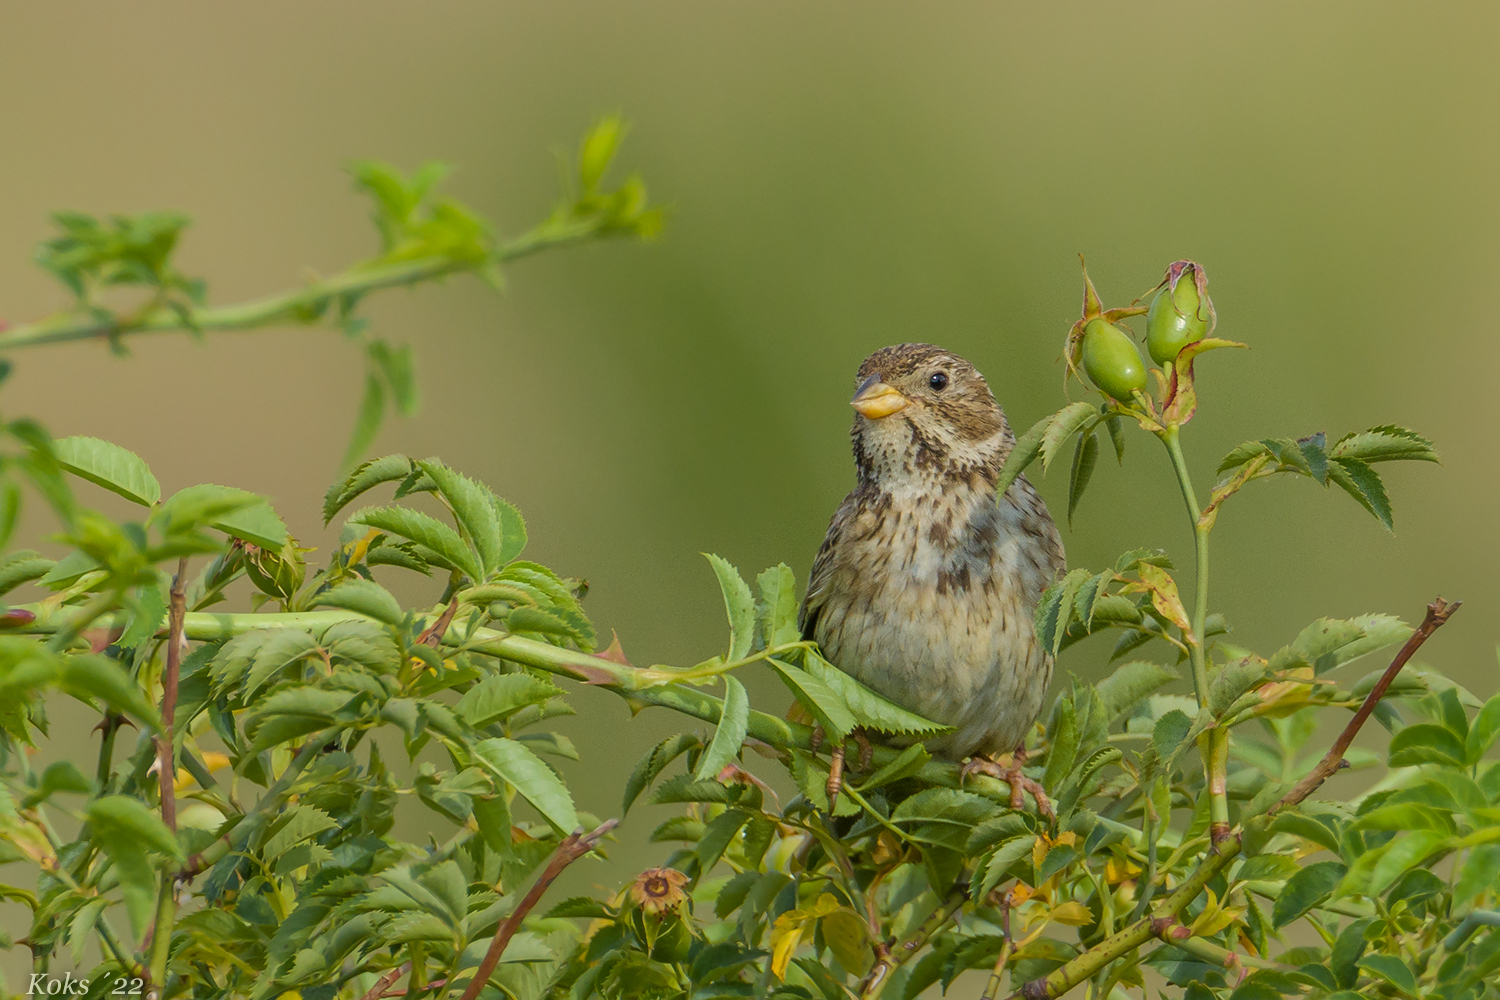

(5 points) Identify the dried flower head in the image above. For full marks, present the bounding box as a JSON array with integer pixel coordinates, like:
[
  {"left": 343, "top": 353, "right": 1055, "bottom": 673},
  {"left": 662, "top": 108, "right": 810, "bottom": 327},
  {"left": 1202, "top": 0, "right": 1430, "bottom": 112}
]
[{"left": 629, "top": 867, "right": 688, "bottom": 914}]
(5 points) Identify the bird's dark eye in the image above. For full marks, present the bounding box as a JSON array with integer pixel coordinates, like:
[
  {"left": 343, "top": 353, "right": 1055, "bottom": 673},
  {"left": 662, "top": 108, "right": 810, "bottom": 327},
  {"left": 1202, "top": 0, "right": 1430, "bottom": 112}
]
[{"left": 929, "top": 371, "right": 949, "bottom": 391}]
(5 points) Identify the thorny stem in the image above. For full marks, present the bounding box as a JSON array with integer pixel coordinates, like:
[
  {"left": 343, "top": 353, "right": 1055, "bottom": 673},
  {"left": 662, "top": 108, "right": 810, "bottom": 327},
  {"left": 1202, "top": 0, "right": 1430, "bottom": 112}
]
[
  {"left": 980, "top": 894, "right": 1013, "bottom": 1000},
  {"left": 860, "top": 890, "right": 967, "bottom": 999},
  {"left": 1267, "top": 598, "right": 1460, "bottom": 817},
  {"left": 145, "top": 559, "right": 190, "bottom": 997},
  {"left": 456, "top": 819, "right": 618, "bottom": 1000},
  {"left": 0, "top": 224, "right": 592, "bottom": 353},
  {"left": 1159, "top": 425, "right": 1230, "bottom": 845}
]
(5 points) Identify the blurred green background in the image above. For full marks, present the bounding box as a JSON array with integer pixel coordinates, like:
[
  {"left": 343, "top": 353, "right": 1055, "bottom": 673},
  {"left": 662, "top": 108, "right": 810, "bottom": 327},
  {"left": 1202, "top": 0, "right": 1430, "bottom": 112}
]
[{"left": 2, "top": 0, "right": 1498, "bottom": 977}]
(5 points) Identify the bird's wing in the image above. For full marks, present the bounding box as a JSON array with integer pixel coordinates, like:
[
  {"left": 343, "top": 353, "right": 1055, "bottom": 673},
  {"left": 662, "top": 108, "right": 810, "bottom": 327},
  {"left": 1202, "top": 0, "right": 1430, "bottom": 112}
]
[{"left": 799, "top": 490, "right": 860, "bottom": 642}]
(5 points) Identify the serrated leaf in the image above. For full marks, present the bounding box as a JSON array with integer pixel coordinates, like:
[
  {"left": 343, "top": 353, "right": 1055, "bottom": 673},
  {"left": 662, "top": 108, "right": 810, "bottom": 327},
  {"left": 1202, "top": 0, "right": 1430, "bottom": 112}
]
[
  {"left": 1272, "top": 860, "right": 1345, "bottom": 928},
  {"left": 214, "top": 500, "right": 289, "bottom": 551},
  {"left": 971, "top": 836, "right": 1036, "bottom": 900},
  {"left": 756, "top": 563, "right": 800, "bottom": 648},
  {"left": 1067, "top": 431, "right": 1098, "bottom": 525},
  {"left": 52, "top": 436, "right": 160, "bottom": 505},
  {"left": 243, "top": 629, "right": 322, "bottom": 699},
  {"left": 349, "top": 505, "right": 483, "bottom": 582},
  {"left": 1466, "top": 693, "right": 1500, "bottom": 765},
  {"left": 323, "top": 454, "right": 413, "bottom": 524},
  {"left": 857, "top": 743, "right": 930, "bottom": 792},
  {"left": 313, "top": 578, "right": 403, "bottom": 625},
  {"left": 1218, "top": 440, "right": 1273, "bottom": 475},
  {"left": 341, "top": 370, "right": 386, "bottom": 475},
  {"left": 704, "top": 554, "right": 755, "bottom": 661},
  {"left": 1327, "top": 457, "right": 1393, "bottom": 531},
  {"left": 768, "top": 657, "right": 856, "bottom": 740},
  {"left": 458, "top": 673, "right": 563, "bottom": 728},
  {"left": 0, "top": 550, "right": 54, "bottom": 597},
  {"left": 472, "top": 737, "right": 578, "bottom": 834},
  {"left": 696, "top": 675, "right": 750, "bottom": 780},
  {"left": 153, "top": 483, "right": 261, "bottom": 537},
  {"left": 801, "top": 650, "right": 949, "bottom": 735},
  {"left": 420, "top": 460, "right": 502, "bottom": 575},
  {"left": 263, "top": 805, "right": 339, "bottom": 860},
  {"left": 995, "top": 412, "right": 1051, "bottom": 501},
  {"left": 622, "top": 733, "right": 701, "bottom": 814},
  {"left": 1153, "top": 709, "right": 1193, "bottom": 762},
  {"left": 489, "top": 492, "right": 527, "bottom": 565},
  {"left": 1040, "top": 402, "right": 1099, "bottom": 474},
  {"left": 1096, "top": 661, "right": 1179, "bottom": 721},
  {"left": 88, "top": 795, "right": 183, "bottom": 859},
  {"left": 1331, "top": 425, "right": 1438, "bottom": 465}
]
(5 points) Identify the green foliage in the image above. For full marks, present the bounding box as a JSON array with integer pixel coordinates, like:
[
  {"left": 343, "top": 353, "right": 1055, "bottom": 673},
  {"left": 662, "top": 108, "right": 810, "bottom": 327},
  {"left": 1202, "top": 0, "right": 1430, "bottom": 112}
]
[{"left": 0, "top": 186, "right": 1493, "bottom": 1000}]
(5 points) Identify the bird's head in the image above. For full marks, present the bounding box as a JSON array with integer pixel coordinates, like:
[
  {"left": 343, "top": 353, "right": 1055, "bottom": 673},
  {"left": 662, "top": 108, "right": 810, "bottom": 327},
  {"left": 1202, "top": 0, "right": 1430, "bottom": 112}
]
[{"left": 848, "top": 343, "right": 1012, "bottom": 491}]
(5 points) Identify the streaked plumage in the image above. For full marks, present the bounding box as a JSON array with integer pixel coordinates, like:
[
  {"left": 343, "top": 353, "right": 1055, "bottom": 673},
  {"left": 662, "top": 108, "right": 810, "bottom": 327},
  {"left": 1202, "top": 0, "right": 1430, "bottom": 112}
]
[{"left": 800, "top": 344, "right": 1065, "bottom": 766}]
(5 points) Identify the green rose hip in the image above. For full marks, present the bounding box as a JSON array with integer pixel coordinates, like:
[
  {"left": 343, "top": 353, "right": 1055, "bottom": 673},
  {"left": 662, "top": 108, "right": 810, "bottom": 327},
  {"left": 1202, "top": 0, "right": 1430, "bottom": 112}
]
[
  {"left": 1146, "top": 262, "right": 1213, "bottom": 365},
  {"left": 1082, "top": 319, "right": 1147, "bottom": 401}
]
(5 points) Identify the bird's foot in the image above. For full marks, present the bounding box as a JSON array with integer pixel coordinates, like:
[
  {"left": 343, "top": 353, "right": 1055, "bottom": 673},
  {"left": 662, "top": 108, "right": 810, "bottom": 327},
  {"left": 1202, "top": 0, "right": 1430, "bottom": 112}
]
[
  {"left": 961, "top": 749, "right": 1055, "bottom": 821},
  {"left": 811, "top": 727, "right": 875, "bottom": 811}
]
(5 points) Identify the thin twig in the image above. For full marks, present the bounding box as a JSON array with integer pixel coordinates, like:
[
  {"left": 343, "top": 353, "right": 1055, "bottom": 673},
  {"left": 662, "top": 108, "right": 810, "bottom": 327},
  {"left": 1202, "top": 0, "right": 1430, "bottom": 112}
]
[
  {"left": 417, "top": 599, "right": 459, "bottom": 647},
  {"left": 980, "top": 892, "right": 1013, "bottom": 1000},
  {"left": 357, "top": 963, "right": 411, "bottom": 1000},
  {"left": 1269, "top": 597, "right": 1459, "bottom": 817},
  {"left": 157, "top": 557, "right": 190, "bottom": 833},
  {"left": 860, "top": 889, "right": 967, "bottom": 999},
  {"left": 455, "top": 819, "right": 618, "bottom": 1000}
]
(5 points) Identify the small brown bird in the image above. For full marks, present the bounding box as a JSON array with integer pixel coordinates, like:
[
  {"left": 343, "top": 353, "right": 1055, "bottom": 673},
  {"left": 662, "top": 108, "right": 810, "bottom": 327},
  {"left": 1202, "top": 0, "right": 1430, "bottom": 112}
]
[{"left": 799, "top": 344, "right": 1066, "bottom": 815}]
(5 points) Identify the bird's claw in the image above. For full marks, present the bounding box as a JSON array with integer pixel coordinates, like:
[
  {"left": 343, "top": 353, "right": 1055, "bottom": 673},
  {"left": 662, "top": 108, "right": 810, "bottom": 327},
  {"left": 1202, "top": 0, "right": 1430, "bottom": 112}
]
[
  {"left": 961, "top": 750, "right": 1055, "bottom": 821},
  {"left": 812, "top": 727, "right": 875, "bottom": 812}
]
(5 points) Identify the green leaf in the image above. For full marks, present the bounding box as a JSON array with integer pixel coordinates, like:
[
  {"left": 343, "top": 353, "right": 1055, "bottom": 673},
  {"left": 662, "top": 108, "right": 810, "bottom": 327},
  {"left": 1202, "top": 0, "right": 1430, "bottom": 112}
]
[
  {"left": 1210, "top": 657, "right": 1268, "bottom": 718},
  {"left": 1039, "top": 402, "right": 1099, "bottom": 474},
  {"left": 1327, "top": 457, "right": 1393, "bottom": 530},
  {"left": 1269, "top": 814, "right": 1341, "bottom": 855},
  {"left": 995, "top": 412, "right": 1050, "bottom": 501},
  {"left": 0, "top": 550, "right": 54, "bottom": 597},
  {"left": 51, "top": 436, "right": 160, "bottom": 506},
  {"left": 349, "top": 505, "right": 483, "bottom": 583},
  {"left": 120, "top": 581, "right": 168, "bottom": 649},
  {"left": 1096, "top": 661, "right": 1179, "bottom": 722},
  {"left": 756, "top": 563, "right": 800, "bottom": 648},
  {"left": 313, "top": 579, "right": 403, "bottom": 626},
  {"left": 1355, "top": 955, "right": 1418, "bottom": 996},
  {"left": 420, "top": 460, "right": 502, "bottom": 575},
  {"left": 457, "top": 673, "right": 563, "bottom": 728},
  {"left": 242, "top": 628, "right": 323, "bottom": 699},
  {"left": 1388, "top": 723, "right": 1466, "bottom": 768},
  {"left": 369, "top": 340, "right": 419, "bottom": 417},
  {"left": 1105, "top": 414, "right": 1126, "bottom": 463},
  {"left": 971, "top": 836, "right": 1036, "bottom": 900},
  {"left": 1218, "top": 440, "right": 1273, "bottom": 475},
  {"left": 704, "top": 554, "right": 755, "bottom": 661},
  {"left": 153, "top": 483, "right": 261, "bottom": 537},
  {"left": 1272, "top": 860, "right": 1346, "bottom": 928},
  {"left": 61, "top": 653, "right": 163, "bottom": 731},
  {"left": 1036, "top": 569, "right": 1090, "bottom": 656},
  {"left": 1331, "top": 425, "right": 1438, "bottom": 465},
  {"left": 341, "top": 370, "right": 386, "bottom": 475},
  {"left": 1365, "top": 830, "right": 1450, "bottom": 896},
  {"left": 490, "top": 492, "right": 527, "bottom": 565},
  {"left": 695, "top": 675, "right": 750, "bottom": 780},
  {"left": 22, "top": 761, "right": 94, "bottom": 808},
  {"left": 857, "top": 743, "right": 931, "bottom": 792},
  {"left": 1067, "top": 431, "right": 1099, "bottom": 525},
  {"left": 1235, "top": 854, "right": 1300, "bottom": 883},
  {"left": 87, "top": 795, "right": 183, "bottom": 859},
  {"left": 769, "top": 658, "right": 856, "bottom": 740},
  {"left": 1467, "top": 693, "right": 1500, "bottom": 764},
  {"left": 1153, "top": 709, "right": 1193, "bottom": 762},
  {"left": 801, "top": 651, "right": 950, "bottom": 735},
  {"left": 1274, "top": 614, "right": 1411, "bottom": 676},
  {"left": 263, "top": 804, "right": 339, "bottom": 860},
  {"left": 622, "top": 733, "right": 701, "bottom": 814},
  {"left": 323, "top": 454, "right": 413, "bottom": 524},
  {"left": 213, "top": 500, "right": 289, "bottom": 551},
  {"left": 1043, "top": 696, "right": 1078, "bottom": 792},
  {"left": 1454, "top": 844, "right": 1500, "bottom": 907},
  {"left": 472, "top": 737, "right": 578, "bottom": 834}
]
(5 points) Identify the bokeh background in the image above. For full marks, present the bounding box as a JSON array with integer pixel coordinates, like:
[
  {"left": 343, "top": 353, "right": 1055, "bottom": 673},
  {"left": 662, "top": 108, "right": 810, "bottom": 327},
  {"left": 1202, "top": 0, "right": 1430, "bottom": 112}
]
[{"left": 2, "top": 1, "right": 1498, "bottom": 986}]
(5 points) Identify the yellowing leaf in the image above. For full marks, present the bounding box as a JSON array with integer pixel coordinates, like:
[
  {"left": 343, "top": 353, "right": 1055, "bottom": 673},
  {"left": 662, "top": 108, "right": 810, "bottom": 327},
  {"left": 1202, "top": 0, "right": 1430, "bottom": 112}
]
[{"left": 1048, "top": 900, "right": 1094, "bottom": 926}]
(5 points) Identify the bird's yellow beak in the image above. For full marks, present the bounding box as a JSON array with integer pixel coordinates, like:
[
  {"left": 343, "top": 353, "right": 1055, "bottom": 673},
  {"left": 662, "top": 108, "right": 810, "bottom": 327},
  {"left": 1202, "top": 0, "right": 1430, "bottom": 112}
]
[{"left": 850, "top": 375, "right": 909, "bottom": 419}]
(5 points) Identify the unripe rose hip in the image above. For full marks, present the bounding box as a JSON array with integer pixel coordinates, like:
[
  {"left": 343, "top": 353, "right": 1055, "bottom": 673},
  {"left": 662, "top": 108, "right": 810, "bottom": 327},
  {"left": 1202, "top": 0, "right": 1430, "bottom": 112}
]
[
  {"left": 1081, "top": 319, "right": 1148, "bottom": 401},
  {"left": 1146, "top": 262, "right": 1213, "bottom": 365}
]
